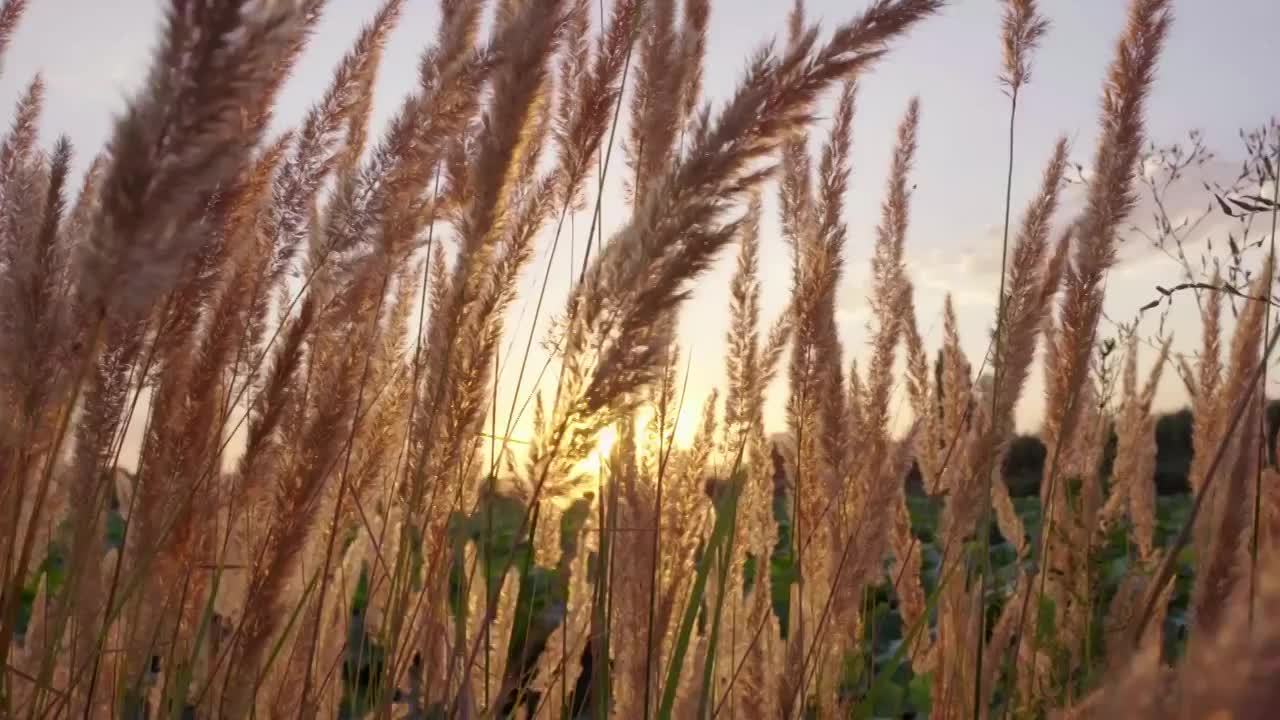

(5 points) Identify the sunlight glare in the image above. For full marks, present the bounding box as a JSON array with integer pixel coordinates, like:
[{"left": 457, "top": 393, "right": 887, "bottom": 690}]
[{"left": 596, "top": 426, "right": 618, "bottom": 457}]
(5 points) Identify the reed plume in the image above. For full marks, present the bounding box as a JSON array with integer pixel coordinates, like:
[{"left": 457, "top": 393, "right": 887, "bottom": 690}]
[
  {"left": 1191, "top": 265, "right": 1273, "bottom": 639},
  {"left": 1104, "top": 336, "right": 1171, "bottom": 556},
  {"left": 1000, "top": 0, "right": 1049, "bottom": 94},
  {"left": 12, "top": 0, "right": 1278, "bottom": 716},
  {"left": 1031, "top": 0, "right": 1172, "bottom": 704},
  {"left": 1042, "top": 0, "right": 1172, "bottom": 469},
  {"left": 538, "top": 0, "right": 943, "bottom": 498}
]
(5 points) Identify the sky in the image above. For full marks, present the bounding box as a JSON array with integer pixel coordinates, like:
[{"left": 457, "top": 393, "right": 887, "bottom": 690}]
[{"left": 3, "top": 0, "right": 1277, "bottom": 449}]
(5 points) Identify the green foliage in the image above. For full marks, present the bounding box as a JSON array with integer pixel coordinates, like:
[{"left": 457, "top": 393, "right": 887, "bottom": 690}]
[
  {"left": 772, "top": 485, "right": 800, "bottom": 634},
  {"left": 767, "top": 487, "right": 1194, "bottom": 718},
  {"left": 659, "top": 475, "right": 743, "bottom": 720}
]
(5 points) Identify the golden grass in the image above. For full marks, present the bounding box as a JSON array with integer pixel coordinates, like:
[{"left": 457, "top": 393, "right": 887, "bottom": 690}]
[{"left": 1, "top": 0, "right": 1278, "bottom": 717}]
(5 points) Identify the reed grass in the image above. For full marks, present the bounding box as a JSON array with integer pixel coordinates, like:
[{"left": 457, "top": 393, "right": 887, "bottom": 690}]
[{"left": 1, "top": 0, "right": 1277, "bottom": 717}]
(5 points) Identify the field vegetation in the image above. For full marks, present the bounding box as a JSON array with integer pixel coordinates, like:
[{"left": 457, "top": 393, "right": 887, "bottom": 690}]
[{"left": 0, "top": 0, "right": 1278, "bottom": 717}]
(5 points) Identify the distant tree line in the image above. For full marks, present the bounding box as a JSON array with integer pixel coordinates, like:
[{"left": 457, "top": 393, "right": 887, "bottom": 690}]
[{"left": 909, "top": 400, "right": 1280, "bottom": 498}]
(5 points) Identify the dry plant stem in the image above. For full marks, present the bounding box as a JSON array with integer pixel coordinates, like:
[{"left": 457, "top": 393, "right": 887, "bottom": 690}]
[
  {"left": 1251, "top": 143, "right": 1280, "bottom": 625},
  {"left": 979, "top": 0, "right": 1051, "bottom": 709},
  {"left": 1001, "top": 365, "right": 1081, "bottom": 716},
  {"left": 435, "top": 272, "right": 588, "bottom": 707},
  {"left": 1131, "top": 316, "right": 1280, "bottom": 648},
  {"left": 403, "top": 372, "right": 503, "bottom": 709},
  {"left": 30, "top": 320, "right": 115, "bottom": 709},
  {"left": 80, "top": 322, "right": 171, "bottom": 693},
  {"left": 889, "top": 311, "right": 1004, "bottom": 580},
  {"left": 666, "top": 417, "right": 756, "bottom": 718},
  {"left": 77, "top": 258, "right": 351, "bottom": 713},
  {"left": 973, "top": 84, "right": 1019, "bottom": 720},
  {"left": 0, "top": 306, "right": 106, "bottom": 699},
  {"left": 498, "top": 201, "right": 585, "bottom": 477},
  {"left": 790, "top": 342, "right": 812, "bottom": 694},
  {"left": 643, "top": 349, "right": 694, "bottom": 717},
  {"left": 643, "top": 350, "right": 678, "bottom": 717},
  {"left": 1137, "top": 283, "right": 1280, "bottom": 322},
  {"left": 299, "top": 268, "right": 394, "bottom": 710},
  {"left": 996, "top": 295, "right": 1095, "bottom": 718},
  {"left": 446, "top": 424, "right": 572, "bottom": 717},
  {"left": 25, "top": 311, "right": 163, "bottom": 708},
  {"left": 366, "top": 184, "right": 445, "bottom": 712},
  {"left": 593, "top": 464, "right": 611, "bottom": 717},
  {"left": 495, "top": 2, "right": 639, "bottom": 460},
  {"left": 393, "top": 349, "right": 559, "bottom": 694},
  {"left": 59, "top": 358, "right": 408, "bottom": 720},
  {"left": 490, "top": 0, "right": 640, "bottom": 470},
  {"left": 97, "top": 300, "right": 318, "bottom": 693},
  {"left": 786, "top": 493, "right": 862, "bottom": 718},
  {"left": 312, "top": 293, "right": 426, "bottom": 692},
  {"left": 795, "top": 504, "right": 970, "bottom": 720},
  {"left": 67, "top": 7, "right": 332, "bottom": 681},
  {"left": 714, "top": 328, "right": 997, "bottom": 718},
  {"left": 488, "top": 4, "right": 637, "bottom": 499},
  {"left": 789, "top": 429, "right": 987, "bottom": 720},
  {"left": 742, "top": 432, "right": 887, "bottom": 716},
  {"left": 405, "top": 5, "right": 640, "bottom": 680},
  {"left": 219, "top": 362, "right": 410, "bottom": 716},
  {"left": 447, "top": 6, "right": 691, "bottom": 707},
  {"left": 373, "top": 173, "right": 445, "bottom": 695}
]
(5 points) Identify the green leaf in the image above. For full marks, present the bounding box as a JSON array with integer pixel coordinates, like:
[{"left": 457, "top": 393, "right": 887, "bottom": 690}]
[
  {"left": 870, "top": 676, "right": 905, "bottom": 717},
  {"left": 657, "top": 478, "right": 742, "bottom": 720},
  {"left": 854, "top": 546, "right": 963, "bottom": 720},
  {"left": 1036, "top": 595, "right": 1057, "bottom": 647},
  {"left": 907, "top": 672, "right": 934, "bottom": 714},
  {"left": 697, "top": 474, "right": 745, "bottom": 718}
]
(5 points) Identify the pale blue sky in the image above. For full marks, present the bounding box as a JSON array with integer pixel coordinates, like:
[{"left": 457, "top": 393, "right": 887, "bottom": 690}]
[{"left": 4, "top": 1, "right": 1276, "bottom": 442}]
